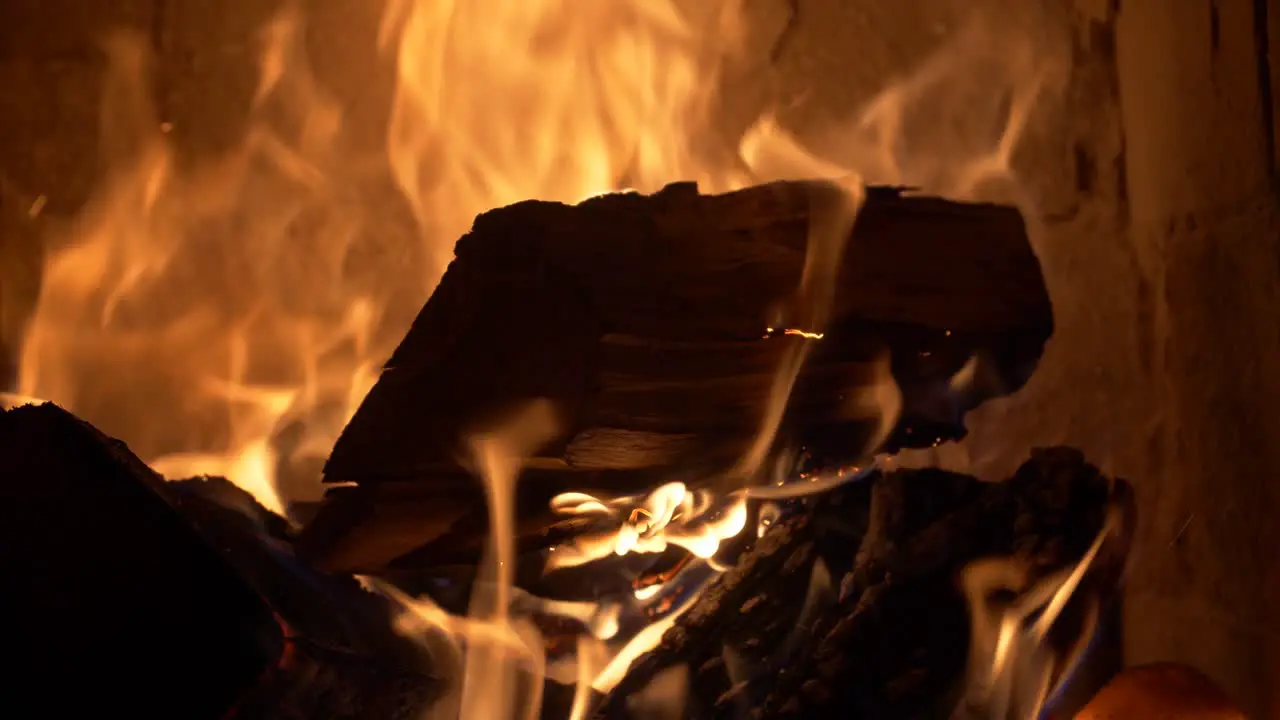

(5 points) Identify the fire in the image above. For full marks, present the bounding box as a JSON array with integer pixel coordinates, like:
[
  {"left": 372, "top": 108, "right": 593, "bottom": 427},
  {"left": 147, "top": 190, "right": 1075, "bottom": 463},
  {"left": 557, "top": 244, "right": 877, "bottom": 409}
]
[
  {"left": 370, "top": 401, "right": 716, "bottom": 707},
  {"left": 767, "top": 327, "right": 825, "bottom": 340},
  {"left": 957, "top": 502, "right": 1130, "bottom": 719},
  {"left": 9, "top": 12, "right": 387, "bottom": 516},
  {"left": 3, "top": 0, "right": 1067, "bottom": 715},
  {"left": 378, "top": 0, "right": 752, "bottom": 249},
  {"left": 546, "top": 483, "right": 748, "bottom": 572}
]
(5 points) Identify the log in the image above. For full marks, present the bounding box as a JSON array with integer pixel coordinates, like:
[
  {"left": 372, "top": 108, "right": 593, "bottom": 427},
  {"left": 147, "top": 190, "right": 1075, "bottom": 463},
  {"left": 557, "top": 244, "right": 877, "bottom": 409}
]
[
  {"left": 593, "top": 448, "right": 1133, "bottom": 719},
  {"left": 301, "top": 181, "right": 1053, "bottom": 573},
  {"left": 166, "top": 477, "right": 441, "bottom": 719},
  {"left": 0, "top": 402, "right": 285, "bottom": 718},
  {"left": 0, "top": 401, "right": 440, "bottom": 719}
]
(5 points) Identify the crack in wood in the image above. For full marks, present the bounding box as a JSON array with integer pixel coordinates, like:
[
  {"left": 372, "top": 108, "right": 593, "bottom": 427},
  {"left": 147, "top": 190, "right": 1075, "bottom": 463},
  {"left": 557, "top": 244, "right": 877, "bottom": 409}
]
[{"left": 1252, "top": 0, "right": 1276, "bottom": 183}]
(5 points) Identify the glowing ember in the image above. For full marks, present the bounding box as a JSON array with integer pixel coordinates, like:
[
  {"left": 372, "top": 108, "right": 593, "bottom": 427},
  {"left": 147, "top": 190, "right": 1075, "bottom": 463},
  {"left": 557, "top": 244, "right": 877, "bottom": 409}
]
[{"left": 765, "top": 326, "right": 826, "bottom": 340}]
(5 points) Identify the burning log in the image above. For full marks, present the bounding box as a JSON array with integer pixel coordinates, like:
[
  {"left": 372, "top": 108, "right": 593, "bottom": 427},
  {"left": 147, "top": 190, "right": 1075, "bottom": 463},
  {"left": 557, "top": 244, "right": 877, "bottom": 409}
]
[
  {"left": 301, "top": 181, "right": 1053, "bottom": 573},
  {"left": 0, "top": 401, "right": 439, "bottom": 720},
  {"left": 167, "top": 477, "right": 441, "bottom": 719},
  {"left": 593, "top": 447, "right": 1132, "bottom": 719},
  {"left": 0, "top": 402, "right": 285, "bottom": 719}
]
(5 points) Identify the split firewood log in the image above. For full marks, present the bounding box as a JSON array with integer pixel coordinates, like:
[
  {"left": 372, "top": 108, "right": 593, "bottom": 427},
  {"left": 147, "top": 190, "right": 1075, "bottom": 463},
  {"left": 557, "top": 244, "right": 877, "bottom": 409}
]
[
  {"left": 299, "top": 181, "right": 1053, "bottom": 575},
  {"left": 592, "top": 447, "right": 1133, "bottom": 719}
]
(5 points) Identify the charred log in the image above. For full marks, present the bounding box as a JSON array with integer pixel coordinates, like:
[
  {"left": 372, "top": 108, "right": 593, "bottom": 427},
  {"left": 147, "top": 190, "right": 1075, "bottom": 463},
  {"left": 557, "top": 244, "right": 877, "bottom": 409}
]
[
  {"left": 0, "top": 402, "right": 284, "bottom": 719},
  {"left": 167, "top": 477, "right": 441, "bottom": 720},
  {"left": 301, "top": 181, "right": 1053, "bottom": 573},
  {"left": 0, "top": 401, "right": 438, "bottom": 720},
  {"left": 593, "top": 448, "right": 1130, "bottom": 719}
]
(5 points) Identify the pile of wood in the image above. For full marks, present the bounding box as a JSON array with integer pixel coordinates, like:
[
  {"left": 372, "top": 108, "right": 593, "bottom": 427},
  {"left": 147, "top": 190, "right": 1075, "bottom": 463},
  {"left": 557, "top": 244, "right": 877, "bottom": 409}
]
[
  {"left": 0, "top": 398, "right": 1127, "bottom": 719},
  {"left": 3, "top": 180, "right": 1100, "bottom": 718},
  {"left": 590, "top": 447, "right": 1133, "bottom": 719},
  {"left": 297, "top": 180, "right": 1054, "bottom": 577}
]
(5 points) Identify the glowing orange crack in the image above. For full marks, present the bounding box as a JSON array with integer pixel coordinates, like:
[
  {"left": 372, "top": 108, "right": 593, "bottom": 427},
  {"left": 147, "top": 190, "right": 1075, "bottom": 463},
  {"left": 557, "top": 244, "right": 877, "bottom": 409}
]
[{"left": 764, "top": 326, "right": 826, "bottom": 340}]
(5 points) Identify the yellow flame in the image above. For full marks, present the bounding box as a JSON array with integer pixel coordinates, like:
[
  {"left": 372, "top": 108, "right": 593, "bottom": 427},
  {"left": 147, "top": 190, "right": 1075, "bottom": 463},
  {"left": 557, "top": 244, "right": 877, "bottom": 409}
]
[
  {"left": 547, "top": 482, "right": 748, "bottom": 571},
  {"left": 5, "top": 0, "right": 1060, "bottom": 713},
  {"left": 0, "top": 393, "right": 45, "bottom": 411},
  {"left": 374, "top": 401, "right": 559, "bottom": 720},
  {"left": 957, "top": 504, "right": 1122, "bottom": 719},
  {"left": 591, "top": 583, "right": 708, "bottom": 694},
  {"left": 619, "top": 664, "right": 690, "bottom": 720},
  {"left": 568, "top": 635, "right": 608, "bottom": 720},
  {"left": 379, "top": 0, "right": 753, "bottom": 258},
  {"left": 9, "top": 10, "right": 393, "bottom": 515},
  {"left": 782, "top": 328, "right": 824, "bottom": 340}
]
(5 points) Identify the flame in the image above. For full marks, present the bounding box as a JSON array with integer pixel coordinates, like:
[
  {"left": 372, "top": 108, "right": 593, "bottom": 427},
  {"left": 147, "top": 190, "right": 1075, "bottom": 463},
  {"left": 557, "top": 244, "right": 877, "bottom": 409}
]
[
  {"left": 5, "top": 4, "right": 1043, "bottom": 506},
  {"left": 590, "top": 584, "right": 708, "bottom": 694},
  {"left": 9, "top": 11, "right": 387, "bottom": 515},
  {"left": 956, "top": 502, "right": 1126, "bottom": 719},
  {"left": 372, "top": 401, "right": 560, "bottom": 719},
  {"left": 4, "top": 0, "right": 1062, "bottom": 713},
  {"left": 547, "top": 482, "right": 748, "bottom": 571},
  {"left": 568, "top": 635, "right": 609, "bottom": 720},
  {"left": 622, "top": 664, "right": 689, "bottom": 720},
  {"left": 768, "top": 327, "right": 825, "bottom": 340},
  {"left": 456, "top": 401, "right": 559, "bottom": 719},
  {"left": 378, "top": 0, "right": 753, "bottom": 253}
]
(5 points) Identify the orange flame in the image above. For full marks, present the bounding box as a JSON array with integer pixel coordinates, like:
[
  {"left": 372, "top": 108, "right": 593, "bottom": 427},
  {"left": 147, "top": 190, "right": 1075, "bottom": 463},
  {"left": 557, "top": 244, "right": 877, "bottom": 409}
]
[
  {"left": 5, "top": 0, "right": 1065, "bottom": 714},
  {"left": 370, "top": 401, "right": 560, "bottom": 719},
  {"left": 378, "top": 0, "right": 754, "bottom": 254},
  {"left": 10, "top": 10, "right": 388, "bottom": 515},
  {"left": 547, "top": 483, "right": 748, "bottom": 572},
  {"left": 957, "top": 503, "right": 1125, "bottom": 719}
]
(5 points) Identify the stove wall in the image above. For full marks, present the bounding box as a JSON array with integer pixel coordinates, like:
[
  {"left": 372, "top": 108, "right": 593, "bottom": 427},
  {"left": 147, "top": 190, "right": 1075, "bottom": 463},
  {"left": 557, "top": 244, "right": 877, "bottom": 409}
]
[{"left": 1, "top": 0, "right": 1276, "bottom": 715}]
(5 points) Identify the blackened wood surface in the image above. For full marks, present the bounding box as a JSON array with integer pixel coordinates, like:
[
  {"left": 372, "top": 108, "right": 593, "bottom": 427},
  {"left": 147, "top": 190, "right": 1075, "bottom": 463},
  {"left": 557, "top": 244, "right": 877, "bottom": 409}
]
[
  {"left": 325, "top": 182, "right": 1048, "bottom": 484},
  {"left": 594, "top": 447, "right": 1126, "bottom": 719},
  {"left": 303, "top": 181, "right": 1052, "bottom": 572},
  {"left": 167, "top": 477, "right": 441, "bottom": 719},
  {"left": 171, "top": 475, "right": 427, "bottom": 658},
  {"left": 0, "top": 402, "right": 284, "bottom": 719}
]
